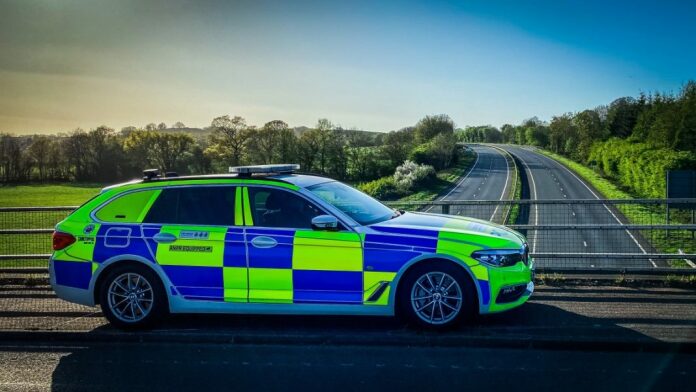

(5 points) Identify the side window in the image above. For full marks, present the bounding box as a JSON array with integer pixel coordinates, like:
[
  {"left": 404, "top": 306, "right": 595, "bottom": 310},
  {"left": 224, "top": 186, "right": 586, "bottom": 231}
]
[
  {"left": 95, "top": 190, "right": 159, "bottom": 223},
  {"left": 144, "top": 186, "right": 236, "bottom": 226},
  {"left": 248, "top": 187, "right": 323, "bottom": 229}
]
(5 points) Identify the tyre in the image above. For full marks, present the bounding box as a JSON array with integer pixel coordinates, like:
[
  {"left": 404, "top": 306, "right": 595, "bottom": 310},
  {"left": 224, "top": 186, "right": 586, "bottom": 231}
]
[
  {"left": 99, "top": 263, "right": 167, "bottom": 330},
  {"left": 397, "top": 260, "right": 477, "bottom": 329}
]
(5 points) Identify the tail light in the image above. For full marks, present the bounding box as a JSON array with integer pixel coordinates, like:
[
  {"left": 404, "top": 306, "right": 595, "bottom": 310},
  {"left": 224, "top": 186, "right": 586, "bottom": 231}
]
[{"left": 52, "top": 231, "right": 76, "bottom": 250}]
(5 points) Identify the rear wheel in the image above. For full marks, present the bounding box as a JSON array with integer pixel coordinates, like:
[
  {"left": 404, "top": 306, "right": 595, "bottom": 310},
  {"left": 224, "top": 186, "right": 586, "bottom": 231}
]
[
  {"left": 99, "top": 263, "right": 167, "bottom": 330},
  {"left": 398, "top": 261, "right": 476, "bottom": 329}
]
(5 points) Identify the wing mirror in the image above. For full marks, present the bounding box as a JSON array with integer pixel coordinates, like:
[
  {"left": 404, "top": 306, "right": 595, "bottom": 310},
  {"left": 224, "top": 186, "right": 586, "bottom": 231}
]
[{"left": 311, "top": 215, "right": 339, "bottom": 231}]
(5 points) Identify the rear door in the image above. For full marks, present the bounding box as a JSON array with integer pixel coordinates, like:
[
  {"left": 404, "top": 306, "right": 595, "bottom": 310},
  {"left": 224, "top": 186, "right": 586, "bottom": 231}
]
[
  {"left": 143, "top": 186, "right": 247, "bottom": 303},
  {"left": 244, "top": 186, "right": 363, "bottom": 304}
]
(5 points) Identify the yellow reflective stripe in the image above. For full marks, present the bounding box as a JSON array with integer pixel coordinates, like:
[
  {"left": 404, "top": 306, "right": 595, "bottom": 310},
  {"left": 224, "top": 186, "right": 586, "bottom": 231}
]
[
  {"left": 234, "top": 187, "right": 244, "bottom": 226},
  {"left": 248, "top": 268, "right": 292, "bottom": 303},
  {"left": 363, "top": 271, "right": 396, "bottom": 305},
  {"left": 136, "top": 189, "right": 161, "bottom": 223},
  {"left": 292, "top": 232, "right": 363, "bottom": 271},
  {"left": 223, "top": 267, "right": 247, "bottom": 302},
  {"left": 154, "top": 226, "right": 225, "bottom": 267},
  {"left": 242, "top": 187, "right": 254, "bottom": 226}
]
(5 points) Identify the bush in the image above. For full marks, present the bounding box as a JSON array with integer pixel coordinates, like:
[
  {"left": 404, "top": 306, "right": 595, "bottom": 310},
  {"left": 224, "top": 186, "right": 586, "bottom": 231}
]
[
  {"left": 358, "top": 176, "right": 400, "bottom": 200},
  {"left": 393, "top": 160, "right": 435, "bottom": 192},
  {"left": 587, "top": 138, "right": 696, "bottom": 198}
]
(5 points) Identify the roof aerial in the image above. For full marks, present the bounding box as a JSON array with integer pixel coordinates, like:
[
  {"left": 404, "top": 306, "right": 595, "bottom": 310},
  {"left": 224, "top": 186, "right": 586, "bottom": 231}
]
[{"left": 228, "top": 164, "right": 300, "bottom": 176}]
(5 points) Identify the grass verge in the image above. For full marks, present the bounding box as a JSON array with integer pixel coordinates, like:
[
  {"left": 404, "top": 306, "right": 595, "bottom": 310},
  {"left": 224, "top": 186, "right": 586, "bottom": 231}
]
[{"left": 393, "top": 152, "right": 477, "bottom": 203}]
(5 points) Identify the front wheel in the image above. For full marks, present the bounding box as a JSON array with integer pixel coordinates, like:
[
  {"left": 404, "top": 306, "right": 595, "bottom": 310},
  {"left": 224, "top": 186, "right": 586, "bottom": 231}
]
[
  {"left": 99, "top": 264, "right": 167, "bottom": 330},
  {"left": 398, "top": 261, "right": 476, "bottom": 329}
]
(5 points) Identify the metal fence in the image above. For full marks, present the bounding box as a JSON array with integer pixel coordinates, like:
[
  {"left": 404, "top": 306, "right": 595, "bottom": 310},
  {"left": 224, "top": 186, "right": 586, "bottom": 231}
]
[
  {"left": 388, "top": 198, "right": 696, "bottom": 271},
  {"left": 1, "top": 200, "right": 696, "bottom": 273}
]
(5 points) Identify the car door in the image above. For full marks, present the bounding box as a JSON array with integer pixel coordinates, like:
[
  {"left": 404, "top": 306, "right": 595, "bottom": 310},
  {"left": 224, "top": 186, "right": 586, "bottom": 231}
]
[
  {"left": 143, "top": 185, "right": 247, "bottom": 303},
  {"left": 244, "top": 185, "right": 363, "bottom": 305}
]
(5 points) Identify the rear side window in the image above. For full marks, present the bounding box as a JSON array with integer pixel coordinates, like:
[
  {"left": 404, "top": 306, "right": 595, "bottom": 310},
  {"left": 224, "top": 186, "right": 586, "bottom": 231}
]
[
  {"left": 144, "top": 186, "right": 236, "bottom": 226},
  {"left": 95, "top": 190, "right": 159, "bottom": 223}
]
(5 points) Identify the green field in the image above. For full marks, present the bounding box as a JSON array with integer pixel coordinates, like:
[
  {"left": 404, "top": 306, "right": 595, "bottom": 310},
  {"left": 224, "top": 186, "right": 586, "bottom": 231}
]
[
  {"left": 0, "top": 184, "right": 102, "bottom": 267},
  {"left": 0, "top": 183, "right": 102, "bottom": 207}
]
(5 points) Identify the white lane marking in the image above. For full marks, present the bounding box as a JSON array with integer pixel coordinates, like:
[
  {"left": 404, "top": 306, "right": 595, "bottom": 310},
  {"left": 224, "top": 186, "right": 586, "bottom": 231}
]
[
  {"left": 516, "top": 150, "right": 539, "bottom": 253},
  {"left": 678, "top": 249, "right": 696, "bottom": 268},
  {"left": 536, "top": 152, "right": 655, "bottom": 267},
  {"left": 489, "top": 145, "right": 511, "bottom": 222},
  {"left": 425, "top": 148, "right": 481, "bottom": 212},
  {"left": 583, "top": 241, "right": 587, "bottom": 247}
]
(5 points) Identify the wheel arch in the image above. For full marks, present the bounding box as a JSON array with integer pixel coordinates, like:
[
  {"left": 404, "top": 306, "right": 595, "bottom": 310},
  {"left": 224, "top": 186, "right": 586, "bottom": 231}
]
[
  {"left": 91, "top": 255, "right": 172, "bottom": 306},
  {"left": 389, "top": 254, "right": 483, "bottom": 313}
]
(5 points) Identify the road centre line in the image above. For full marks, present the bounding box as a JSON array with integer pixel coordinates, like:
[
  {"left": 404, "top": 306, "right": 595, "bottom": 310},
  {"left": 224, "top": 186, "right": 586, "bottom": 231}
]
[{"left": 488, "top": 145, "right": 511, "bottom": 222}]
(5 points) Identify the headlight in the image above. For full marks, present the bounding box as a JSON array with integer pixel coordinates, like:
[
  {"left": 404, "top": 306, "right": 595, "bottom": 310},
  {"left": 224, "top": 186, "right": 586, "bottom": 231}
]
[{"left": 471, "top": 249, "right": 525, "bottom": 267}]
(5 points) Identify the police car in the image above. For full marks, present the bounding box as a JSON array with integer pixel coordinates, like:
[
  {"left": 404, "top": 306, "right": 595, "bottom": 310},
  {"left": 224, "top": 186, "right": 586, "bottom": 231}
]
[{"left": 50, "top": 164, "right": 533, "bottom": 329}]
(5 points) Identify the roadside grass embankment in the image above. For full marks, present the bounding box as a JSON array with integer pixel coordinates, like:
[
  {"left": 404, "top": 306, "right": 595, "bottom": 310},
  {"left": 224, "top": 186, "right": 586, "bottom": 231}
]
[
  {"left": 394, "top": 153, "right": 477, "bottom": 204},
  {"left": 537, "top": 149, "right": 695, "bottom": 268}
]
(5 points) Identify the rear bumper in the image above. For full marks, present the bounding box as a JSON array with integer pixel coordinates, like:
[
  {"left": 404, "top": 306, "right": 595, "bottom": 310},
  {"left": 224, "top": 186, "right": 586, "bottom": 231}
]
[{"left": 49, "top": 257, "right": 95, "bottom": 307}]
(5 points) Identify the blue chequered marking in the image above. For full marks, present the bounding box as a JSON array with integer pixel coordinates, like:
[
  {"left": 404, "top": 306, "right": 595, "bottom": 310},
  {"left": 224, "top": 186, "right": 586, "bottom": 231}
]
[
  {"left": 365, "top": 233, "right": 438, "bottom": 250},
  {"left": 293, "top": 270, "right": 362, "bottom": 304},
  {"left": 224, "top": 228, "right": 246, "bottom": 267},
  {"left": 246, "top": 229, "right": 294, "bottom": 269},
  {"left": 478, "top": 279, "right": 490, "bottom": 305},
  {"left": 364, "top": 248, "right": 422, "bottom": 272},
  {"left": 371, "top": 226, "right": 440, "bottom": 238},
  {"left": 162, "top": 265, "right": 222, "bottom": 288},
  {"left": 53, "top": 260, "right": 91, "bottom": 289},
  {"left": 93, "top": 224, "right": 154, "bottom": 263},
  {"left": 294, "top": 290, "right": 362, "bottom": 304},
  {"left": 293, "top": 270, "right": 362, "bottom": 291}
]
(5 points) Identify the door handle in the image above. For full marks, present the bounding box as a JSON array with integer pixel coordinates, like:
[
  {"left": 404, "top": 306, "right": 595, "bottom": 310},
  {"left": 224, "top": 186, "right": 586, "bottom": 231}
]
[
  {"left": 251, "top": 236, "right": 277, "bottom": 249},
  {"left": 153, "top": 232, "right": 177, "bottom": 244}
]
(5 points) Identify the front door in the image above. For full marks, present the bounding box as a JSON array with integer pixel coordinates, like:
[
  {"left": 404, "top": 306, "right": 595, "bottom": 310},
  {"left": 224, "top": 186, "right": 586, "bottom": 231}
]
[
  {"left": 244, "top": 186, "right": 363, "bottom": 304},
  {"left": 143, "top": 185, "right": 247, "bottom": 302}
]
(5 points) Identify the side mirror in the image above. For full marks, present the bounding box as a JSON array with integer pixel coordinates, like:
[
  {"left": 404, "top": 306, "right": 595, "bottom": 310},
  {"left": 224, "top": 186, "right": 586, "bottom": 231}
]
[{"left": 311, "top": 215, "right": 339, "bottom": 231}]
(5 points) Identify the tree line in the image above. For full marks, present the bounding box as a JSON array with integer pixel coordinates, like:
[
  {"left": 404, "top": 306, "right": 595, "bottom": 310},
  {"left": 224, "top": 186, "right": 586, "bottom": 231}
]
[
  {"left": 0, "top": 115, "right": 461, "bottom": 187},
  {"left": 456, "top": 81, "right": 696, "bottom": 198}
]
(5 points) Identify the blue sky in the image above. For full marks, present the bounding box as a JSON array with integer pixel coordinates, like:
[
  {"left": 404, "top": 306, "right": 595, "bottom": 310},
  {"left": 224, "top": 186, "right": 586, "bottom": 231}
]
[{"left": 0, "top": 0, "right": 694, "bottom": 133}]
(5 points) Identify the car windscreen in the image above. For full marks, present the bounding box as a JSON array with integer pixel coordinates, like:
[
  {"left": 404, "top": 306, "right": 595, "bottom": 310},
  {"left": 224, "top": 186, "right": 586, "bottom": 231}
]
[{"left": 306, "top": 181, "right": 395, "bottom": 226}]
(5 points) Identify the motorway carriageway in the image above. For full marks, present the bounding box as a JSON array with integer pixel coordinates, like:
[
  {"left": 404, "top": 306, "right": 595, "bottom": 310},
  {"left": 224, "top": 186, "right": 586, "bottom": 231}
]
[
  {"left": 500, "top": 145, "right": 655, "bottom": 268},
  {"left": 427, "top": 144, "right": 511, "bottom": 222}
]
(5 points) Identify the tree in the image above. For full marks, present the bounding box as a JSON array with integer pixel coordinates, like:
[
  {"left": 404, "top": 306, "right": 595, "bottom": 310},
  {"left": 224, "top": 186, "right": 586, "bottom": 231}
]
[
  {"left": 548, "top": 114, "right": 576, "bottom": 154},
  {"left": 247, "top": 120, "right": 288, "bottom": 164},
  {"left": 606, "top": 97, "right": 641, "bottom": 138},
  {"left": 573, "top": 110, "right": 607, "bottom": 161},
  {"left": 124, "top": 130, "right": 194, "bottom": 172},
  {"left": 414, "top": 114, "right": 454, "bottom": 143},
  {"left": 145, "top": 123, "right": 157, "bottom": 131},
  {"left": 297, "top": 128, "right": 321, "bottom": 172},
  {"left": 382, "top": 127, "right": 415, "bottom": 168},
  {"left": 173, "top": 121, "right": 186, "bottom": 129},
  {"left": 157, "top": 122, "right": 168, "bottom": 130},
  {"left": 27, "top": 136, "right": 51, "bottom": 181},
  {"left": 206, "top": 115, "right": 251, "bottom": 167}
]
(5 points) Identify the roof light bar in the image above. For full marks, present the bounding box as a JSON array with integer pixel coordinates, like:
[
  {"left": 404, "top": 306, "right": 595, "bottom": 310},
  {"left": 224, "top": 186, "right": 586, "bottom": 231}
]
[{"left": 228, "top": 164, "right": 300, "bottom": 175}]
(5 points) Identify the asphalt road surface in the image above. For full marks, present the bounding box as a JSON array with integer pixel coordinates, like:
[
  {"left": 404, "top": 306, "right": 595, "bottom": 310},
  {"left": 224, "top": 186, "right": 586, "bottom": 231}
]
[
  {"left": 0, "top": 341, "right": 694, "bottom": 391},
  {"left": 429, "top": 144, "right": 511, "bottom": 222},
  {"left": 500, "top": 145, "right": 654, "bottom": 268}
]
